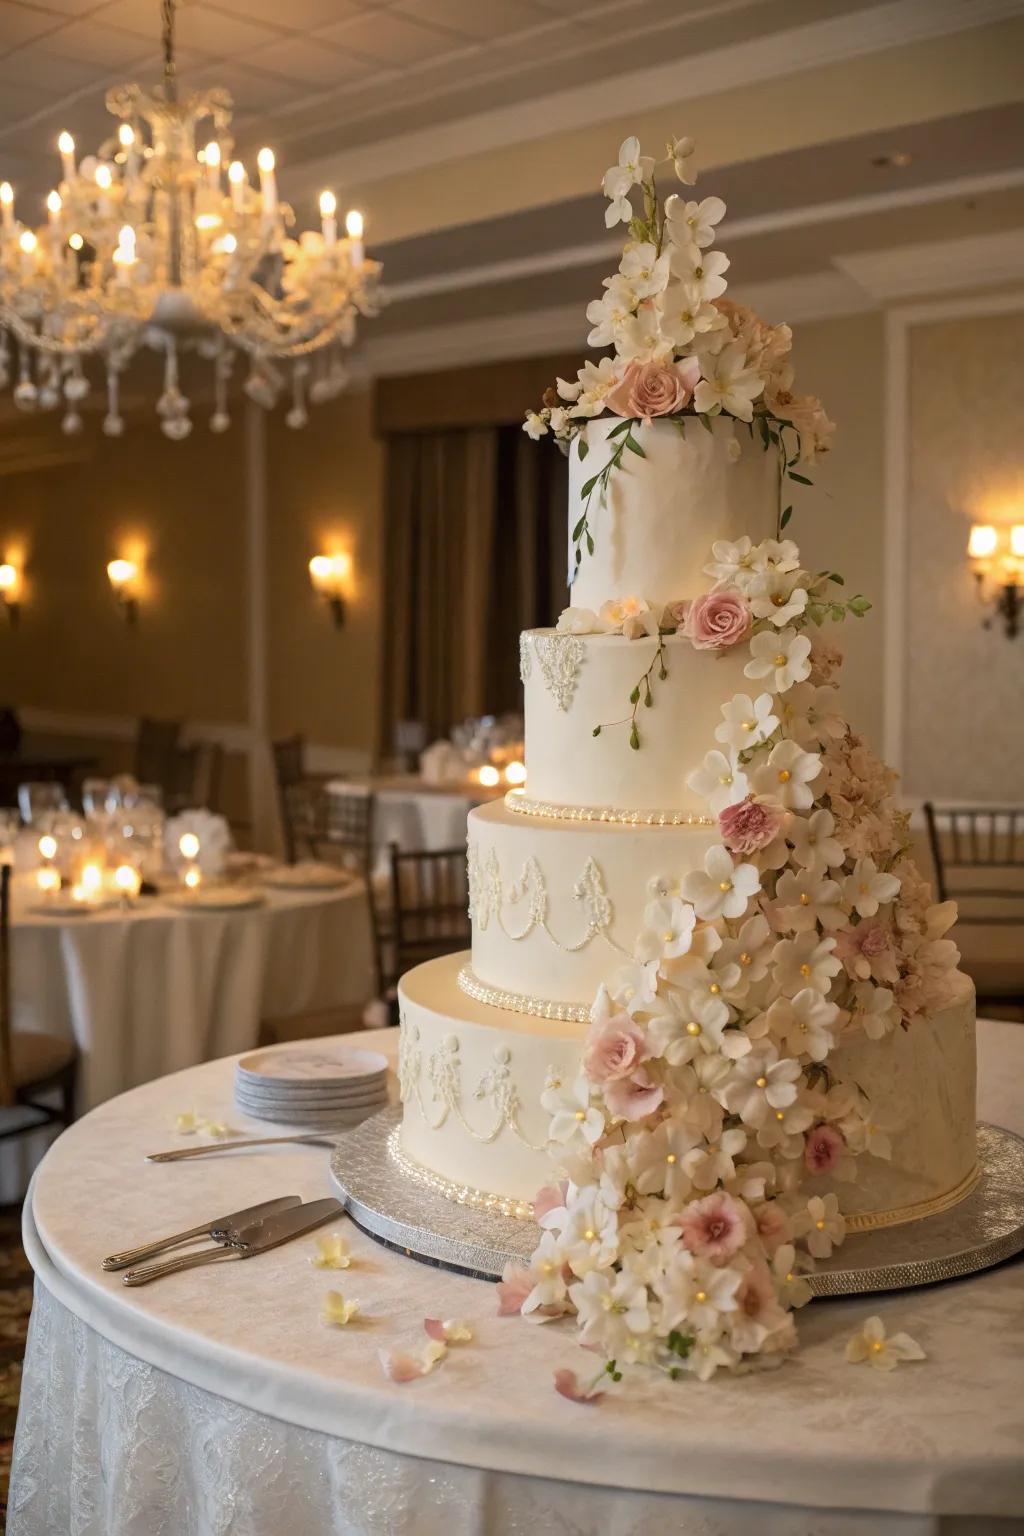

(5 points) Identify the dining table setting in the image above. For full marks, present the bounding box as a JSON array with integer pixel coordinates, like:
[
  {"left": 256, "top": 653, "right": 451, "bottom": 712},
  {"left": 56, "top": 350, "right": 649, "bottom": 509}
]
[{"left": 6, "top": 1019, "right": 1024, "bottom": 1536}]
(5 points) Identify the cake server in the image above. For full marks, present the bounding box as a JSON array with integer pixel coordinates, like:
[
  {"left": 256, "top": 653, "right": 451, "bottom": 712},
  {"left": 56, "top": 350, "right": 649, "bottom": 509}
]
[
  {"left": 102, "top": 1194, "right": 302, "bottom": 1271},
  {"left": 146, "top": 1133, "right": 338, "bottom": 1162},
  {"left": 121, "top": 1197, "right": 343, "bottom": 1286}
]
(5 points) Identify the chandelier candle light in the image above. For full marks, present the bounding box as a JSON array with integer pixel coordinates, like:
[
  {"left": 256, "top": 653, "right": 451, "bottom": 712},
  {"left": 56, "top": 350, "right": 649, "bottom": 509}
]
[{"left": 0, "top": 0, "right": 381, "bottom": 440}]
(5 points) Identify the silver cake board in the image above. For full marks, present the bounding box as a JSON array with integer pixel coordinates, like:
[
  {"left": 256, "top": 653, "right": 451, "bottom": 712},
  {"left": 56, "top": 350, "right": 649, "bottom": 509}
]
[{"left": 329, "top": 1110, "right": 1024, "bottom": 1296}]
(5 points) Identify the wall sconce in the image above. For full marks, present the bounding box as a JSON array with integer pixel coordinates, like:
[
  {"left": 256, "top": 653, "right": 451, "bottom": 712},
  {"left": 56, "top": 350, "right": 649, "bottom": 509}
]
[
  {"left": 967, "top": 524, "right": 1024, "bottom": 638},
  {"left": 107, "top": 557, "right": 141, "bottom": 623},
  {"left": 0, "top": 560, "right": 22, "bottom": 624},
  {"left": 308, "top": 552, "right": 351, "bottom": 628}
]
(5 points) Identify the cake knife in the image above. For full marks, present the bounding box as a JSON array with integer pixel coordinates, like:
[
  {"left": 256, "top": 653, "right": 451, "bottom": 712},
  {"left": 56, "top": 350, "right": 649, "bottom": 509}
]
[
  {"left": 121, "top": 1197, "right": 343, "bottom": 1286},
  {"left": 102, "top": 1194, "right": 302, "bottom": 1271}
]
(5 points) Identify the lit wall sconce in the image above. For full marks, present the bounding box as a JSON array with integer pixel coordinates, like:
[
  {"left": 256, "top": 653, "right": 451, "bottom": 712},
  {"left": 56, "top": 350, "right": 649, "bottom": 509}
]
[
  {"left": 0, "top": 560, "right": 22, "bottom": 623},
  {"left": 967, "top": 524, "right": 1024, "bottom": 638},
  {"left": 107, "top": 557, "right": 141, "bottom": 623},
  {"left": 308, "top": 552, "right": 352, "bottom": 628}
]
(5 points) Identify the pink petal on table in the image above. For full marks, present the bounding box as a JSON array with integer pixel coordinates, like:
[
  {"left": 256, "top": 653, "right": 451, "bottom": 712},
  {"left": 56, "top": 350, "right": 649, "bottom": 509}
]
[
  {"left": 379, "top": 1349, "right": 425, "bottom": 1383},
  {"left": 496, "top": 1264, "right": 533, "bottom": 1316},
  {"left": 553, "top": 1368, "right": 604, "bottom": 1404},
  {"left": 423, "top": 1317, "right": 447, "bottom": 1342}
]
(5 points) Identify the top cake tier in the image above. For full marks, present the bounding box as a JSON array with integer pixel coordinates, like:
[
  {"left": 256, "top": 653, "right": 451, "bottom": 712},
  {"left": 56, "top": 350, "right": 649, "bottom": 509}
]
[{"left": 568, "top": 416, "right": 778, "bottom": 610}]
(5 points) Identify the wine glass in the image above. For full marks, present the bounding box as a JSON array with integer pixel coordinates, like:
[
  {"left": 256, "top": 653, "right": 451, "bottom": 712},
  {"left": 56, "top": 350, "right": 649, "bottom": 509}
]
[{"left": 17, "top": 781, "right": 68, "bottom": 825}]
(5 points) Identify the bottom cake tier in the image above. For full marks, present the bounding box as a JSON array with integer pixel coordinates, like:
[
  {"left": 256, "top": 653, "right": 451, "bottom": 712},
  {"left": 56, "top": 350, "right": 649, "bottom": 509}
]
[{"left": 397, "top": 954, "right": 978, "bottom": 1228}]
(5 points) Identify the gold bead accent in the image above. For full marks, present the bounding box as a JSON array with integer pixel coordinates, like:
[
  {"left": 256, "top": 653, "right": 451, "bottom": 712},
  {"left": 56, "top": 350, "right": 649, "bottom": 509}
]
[
  {"left": 799, "top": 963, "right": 812, "bottom": 977},
  {"left": 583, "top": 1228, "right": 596, "bottom": 1241},
  {"left": 741, "top": 720, "right": 754, "bottom": 732},
  {"left": 815, "top": 1218, "right": 826, "bottom": 1230},
  {"left": 775, "top": 1110, "right": 785, "bottom": 1121},
  {"left": 739, "top": 952, "right": 751, "bottom": 966},
  {"left": 799, "top": 893, "right": 810, "bottom": 905},
  {"left": 778, "top": 769, "right": 792, "bottom": 783},
  {"left": 785, "top": 1271, "right": 795, "bottom": 1282},
  {"left": 662, "top": 930, "right": 675, "bottom": 943},
  {"left": 718, "top": 880, "right": 732, "bottom": 892},
  {"left": 709, "top": 983, "right": 721, "bottom": 995},
  {"left": 574, "top": 1110, "right": 586, "bottom": 1121},
  {"left": 755, "top": 1076, "right": 768, "bottom": 1088},
  {"left": 774, "top": 652, "right": 786, "bottom": 665},
  {"left": 666, "top": 1153, "right": 677, "bottom": 1164},
  {"left": 695, "top": 1290, "right": 707, "bottom": 1304},
  {"left": 685, "top": 1021, "right": 701, "bottom": 1037},
  {"left": 871, "top": 1340, "right": 884, "bottom": 1353}
]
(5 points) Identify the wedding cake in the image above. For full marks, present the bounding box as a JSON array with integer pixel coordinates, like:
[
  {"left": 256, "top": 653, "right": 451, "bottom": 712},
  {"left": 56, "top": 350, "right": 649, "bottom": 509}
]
[{"left": 396, "top": 133, "right": 975, "bottom": 1378}]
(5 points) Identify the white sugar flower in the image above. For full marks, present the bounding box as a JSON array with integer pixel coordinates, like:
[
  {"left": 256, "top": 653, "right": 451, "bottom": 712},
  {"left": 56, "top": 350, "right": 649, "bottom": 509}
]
[
  {"left": 751, "top": 538, "right": 801, "bottom": 573},
  {"left": 619, "top": 241, "right": 671, "bottom": 300},
  {"left": 787, "top": 808, "right": 845, "bottom": 874},
  {"left": 553, "top": 1188, "right": 619, "bottom": 1276},
  {"left": 773, "top": 869, "right": 846, "bottom": 932},
  {"left": 602, "top": 135, "right": 654, "bottom": 224},
  {"left": 585, "top": 275, "right": 637, "bottom": 349},
  {"left": 684, "top": 1333, "right": 742, "bottom": 1382},
  {"left": 714, "top": 691, "right": 779, "bottom": 751},
  {"left": 749, "top": 739, "right": 821, "bottom": 810},
  {"left": 570, "top": 1266, "right": 651, "bottom": 1356},
  {"left": 719, "top": 1045, "right": 801, "bottom": 1128},
  {"left": 851, "top": 981, "right": 899, "bottom": 1039},
  {"left": 771, "top": 934, "right": 842, "bottom": 997},
  {"left": 755, "top": 1098, "right": 814, "bottom": 1154},
  {"left": 569, "top": 356, "right": 620, "bottom": 417},
  {"left": 779, "top": 682, "right": 846, "bottom": 746},
  {"left": 747, "top": 567, "right": 809, "bottom": 628},
  {"left": 628, "top": 1119, "right": 703, "bottom": 1201},
  {"left": 693, "top": 340, "right": 763, "bottom": 420},
  {"left": 668, "top": 134, "right": 697, "bottom": 185},
  {"left": 523, "top": 411, "right": 548, "bottom": 440},
  {"left": 542, "top": 1075, "right": 605, "bottom": 1146},
  {"left": 704, "top": 536, "right": 756, "bottom": 588},
  {"left": 556, "top": 375, "right": 582, "bottom": 401},
  {"left": 646, "top": 986, "right": 730, "bottom": 1065},
  {"left": 683, "top": 1127, "right": 749, "bottom": 1191},
  {"left": 659, "top": 281, "right": 726, "bottom": 349},
  {"left": 678, "top": 247, "right": 731, "bottom": 302},
  {"left": 636, "top": 896, "right": 697, "bottom": 961},
  {"left": 763, "top": 987, "right": 840, "bottom": 1061},
  {"left": 661, "top": 1250, "right": 742, "bottom": 1335},
  {"left": 846, "top": 1314, "right": 926, "bottom": 1371},
  {"left": 522, "top": 1230, "right": 570, "bottom": 1314},
  {"left": 556, "top": 605, "right": 607, "bottom": 635},
  {"left": 797, "top": 1193, "right": 845, "bottom": 1259},
  {"left": 714, "top": 913, "right": 773, "bottom": 989},
  {"left": 744, "top": 627, "right": 812, "bottom": 693},
  {"left": 844, "top": 856, "right": 901, "bottom": 918},
  {"left": 680, "top": 844, "right": 760, "bottom": 921},
  {"left": 772, "top": 1243, "right": 813, "bottom": 1307},
  {"left": 667, "top": 194, "right": 727, "bottom": 258},
  {"left": 615, "top": 308, "right": 672, "bottom": 364},
  {"left": 607, "top": 957, "right": 660, "bottom": 1016},
  {"left": 686, "top": 749, "right": 749, "bottom": 814}
]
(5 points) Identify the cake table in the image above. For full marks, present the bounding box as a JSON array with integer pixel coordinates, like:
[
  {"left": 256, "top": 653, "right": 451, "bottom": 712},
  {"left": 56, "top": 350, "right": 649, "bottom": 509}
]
[{"left": 8, "top": 1022, "right": 1024, "bottom": 1536}]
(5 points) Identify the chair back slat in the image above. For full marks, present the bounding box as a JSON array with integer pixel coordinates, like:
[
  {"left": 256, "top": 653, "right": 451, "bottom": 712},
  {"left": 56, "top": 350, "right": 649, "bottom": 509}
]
[
  {"left": 386, "top": 843, "right": 469, "bottom": 979},
  {"left": 923, "top": 802, "right": 1024, "bottom": 924},
  {"left": 310, "top": 786, "right": 375, "bottom": 880},
  {"left": 0, "top": 865, "right": 14, "bottom": 1108}
]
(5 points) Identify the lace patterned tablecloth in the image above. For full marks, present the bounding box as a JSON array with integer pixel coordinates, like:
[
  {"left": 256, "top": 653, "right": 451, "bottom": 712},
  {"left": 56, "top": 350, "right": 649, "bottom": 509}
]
[{"left": 8, "top": 1023, "right": 1024, "bottom": 1536}]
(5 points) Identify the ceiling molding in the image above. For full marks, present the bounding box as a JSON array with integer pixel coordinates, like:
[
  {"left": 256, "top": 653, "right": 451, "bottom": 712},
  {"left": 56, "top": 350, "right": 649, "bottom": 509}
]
[
  {"left": 384, "top": 167, "right": 1024, "bottom": 306},
  {"left": 834, "top": 228, "right": 1024, "bottom": 300},
  {"left": 288, "top": 0, "right": 1024, "bottom": 197}
]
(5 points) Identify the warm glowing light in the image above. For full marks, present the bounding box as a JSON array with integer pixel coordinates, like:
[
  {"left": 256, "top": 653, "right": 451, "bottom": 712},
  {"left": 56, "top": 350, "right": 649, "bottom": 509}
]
[
  {"left": 36, "top": 867, "right": 61, "bottom": 895},
  {"left": 308, "top": 552, "right": 351, "bottom": 593},
  {"left": 69, "top": 232, "right": 84, "bottom": 251},
  {"left": 478, "top": 765, "right": 500, "bottom": 788},
  {"left": 228, "top": 160, "right": 245, "bottom": 184},
  {"left": 0, "top": 182, "right": 12, "bottom": 208},
  {"left": 504, "top": 760, "right": 527, "bottom": 786},
  {"left": 0, "top": 563, "right": 19, "bottom": 596},
  {"left": 95, "top": 164, "right": 112, "bottom": 191},
  {"left": 58, "top": 132, "right": 74, "bottom": 156},
  {"left": 204, "top": 140, "right": 221, "bottom": 168},
  {"left": 38, "top": 834, "right": 58, "bottom": 862},
  {"left": 257, "top": 147, "right": 275, "bottom": 174},
  {"left": 218, "top": 233, "right": 237, "bottom": 254},
  {"left": 46, "top": 190, "right": 62, "bottom": 215},
  {"left": 107, "top": 558, "right": 138, "bottom": 589},
  {"left": 81, "top": 861, "right": 103, "bottom": 894},
  {"left": 114, "top": 864, "right": 141, "bottom": 897},
  {"left": 183, "top": 865, "right": 202, "bottom": 890},
  {"left": 179, "top": 832, "right": 200, "bottom": 860},
  {"left": 967, "top": 525, "right": 998, "bottom": 560},
  {"left": 194, "top": 212, "right": 221, "bottom": 230},
  {"left": 344, "top": 208, "right": 363, "bottom": 240},
  {"left": 319, "top": 190, "right": 336, "bottom": 218},
  {"left": 118, "top": 123, "right": 135, "bottom": 148},
  {"left": 1011, "top": 526, "right": 1024, "bottom": 558},
  {"left": 18, "top": 230, "right": 37, "bottom": 254},
  {"left": 114, "top": 225, "right": 136, "bottom": 264}
]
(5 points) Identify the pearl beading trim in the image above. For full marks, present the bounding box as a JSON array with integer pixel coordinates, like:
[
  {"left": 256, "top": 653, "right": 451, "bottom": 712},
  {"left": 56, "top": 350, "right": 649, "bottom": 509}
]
[
  {"left": 457, "top": 964, "right": 590, "bottom": 1024},
  {"left": 387, "top": 1123, "right": 536, "bottom": 1221},
  {"left": 505, "top": 791, "right": 715, "bottom": 827}
]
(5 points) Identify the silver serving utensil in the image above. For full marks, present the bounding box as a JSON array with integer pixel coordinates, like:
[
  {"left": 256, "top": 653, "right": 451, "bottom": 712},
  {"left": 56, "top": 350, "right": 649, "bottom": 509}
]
[
  {"left": 122, "top": 1197, "right": 343, "bottom": 1286},
  {"left": 146, "top": 1134, "right": 338, "bottom": 1163},
  {"left": 102, "top": 1194, "right": 302, "bottom": 1272}
]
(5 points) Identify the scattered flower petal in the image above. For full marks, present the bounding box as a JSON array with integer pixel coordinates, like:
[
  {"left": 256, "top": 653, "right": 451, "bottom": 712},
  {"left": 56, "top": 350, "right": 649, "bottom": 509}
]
[
  {"left": 846, "top": 1315, "right": 926, "bottom": 1371},
  {"left": 554, "top": 1368, "right": 605, "bottom": 1404},
  {"left": 311, "top": 1233, "right": 352, "bottom": 1270},
  {"left": 321, "top": 1291, "right": 360, "bottom": 1328}
]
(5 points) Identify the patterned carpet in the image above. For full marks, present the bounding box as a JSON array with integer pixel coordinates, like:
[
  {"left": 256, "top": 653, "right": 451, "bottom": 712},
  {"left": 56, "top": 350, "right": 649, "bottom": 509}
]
[{"left": 0, "top": 1205, "right": 31, "bottom": 1531}]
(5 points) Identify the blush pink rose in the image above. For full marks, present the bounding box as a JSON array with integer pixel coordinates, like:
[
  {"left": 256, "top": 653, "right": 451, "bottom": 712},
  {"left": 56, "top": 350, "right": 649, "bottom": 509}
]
[
  {"left": 605, "top": 357, "right": 700, "bottom": 421},
  {"left": 804, "top": 1123, "right": 845, "bottom": 1174},
  {"left": 719, "top": 795, "right": 788, "bottom": 854},
  {"left": 582, "top": 1017, "right": 648, "bottom": 1083},
  {"left": 603, "top": 1069, "right": 664, "bottom": 1123},
  {"left": 678, "top": 1191, "right": 748, "bottom": 1262},
  {"left": 835, "top": 920, "right": 899, "bottom": 984},
  {"left": 684, "top": 587, "right": 752, "bottom": 650}
]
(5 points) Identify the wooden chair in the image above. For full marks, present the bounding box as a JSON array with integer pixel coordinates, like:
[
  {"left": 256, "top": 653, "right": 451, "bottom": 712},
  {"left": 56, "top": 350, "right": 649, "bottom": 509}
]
[
  {"left": 272, "top": 735, "right": 320, "bottom": 864},
  {"left": 314, "top": 784, "right": 375, "bottom": 879},
  {"left": 135, "top": 716, "right": 183, "bottom": 790},
  {"left": 378, "top": 844, "right": 470, "bottom": 1024},
  {"left": 0, "top": 863, "right": 77, "bottom": 1141},
  {"left": 923, "top": 802, "right": 1024, "bottom": 1010}
]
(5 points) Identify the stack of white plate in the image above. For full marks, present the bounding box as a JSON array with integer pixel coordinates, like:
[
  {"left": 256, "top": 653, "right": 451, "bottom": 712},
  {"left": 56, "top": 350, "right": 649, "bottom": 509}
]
[{"left": 234, "top": 1044, "right": 389, "bottom": 1129}]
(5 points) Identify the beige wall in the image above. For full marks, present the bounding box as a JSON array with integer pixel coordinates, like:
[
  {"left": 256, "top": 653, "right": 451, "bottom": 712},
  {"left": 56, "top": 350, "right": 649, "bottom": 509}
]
[{"left": 902, "top": 306, "right": 1024, "bottom": 801}]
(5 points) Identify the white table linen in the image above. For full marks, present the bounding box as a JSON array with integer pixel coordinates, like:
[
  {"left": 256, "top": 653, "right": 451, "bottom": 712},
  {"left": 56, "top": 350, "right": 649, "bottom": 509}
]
[
  {"left": 328, "top": 776, "right": 495, "bottom": 862},
  {"left": 2, "top": 879, "right": 374, "bottom": 1200},
  {"left": 8, "top": 1022, "right": 1024, "bottom": 1535}
]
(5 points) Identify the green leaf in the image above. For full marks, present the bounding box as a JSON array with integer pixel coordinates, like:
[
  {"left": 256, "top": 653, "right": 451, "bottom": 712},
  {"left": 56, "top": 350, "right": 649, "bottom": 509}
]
[
  {"left": 606, "top": 419, "right": 631, "bottom": 439},
  {"left": 848, "top": 595, "right": 872, "bottom": 616},
  {"left": 624, "top": 434, "right": 646, "bottom": 458},
  {"left": 629, "top": 686, "right": 640, "bottom": 704},
  {"left": 659, "top": 664, "right": 668, "bottom": 680},
  {"left": 585, "top": 532, "right": 595, "bottom": 556},
  {"left": 830, "top": 603, "right": 847, "bottom": 622},
  {"left": 829, "top": 572, "right": 845, "bottom": 586},
  {"left": 592, "top": 725, "right": 602, "bottom": 737},
  {"left": 788, "top": 471, "right": 813, "bottom": 486},
  {"left": 572, "top": 514, "right": 587, "bottom": 541},
  {"left": 580, "top": 473, "right": 600, "bottom": 499},
  {"left": 698, "top": 413, "right": 715, "bottom": 434},
  {"left": 577, "top": 437, "right": 589, "bottom": 461},
  {"left": 779, "top": 505, "right": 793, "bottom": 530},
  {"left": 629, "top": 724, "right": 640, "bottom": 751},
  {"left": 643, "top": 683, "right": 652, "bottom": 707}
]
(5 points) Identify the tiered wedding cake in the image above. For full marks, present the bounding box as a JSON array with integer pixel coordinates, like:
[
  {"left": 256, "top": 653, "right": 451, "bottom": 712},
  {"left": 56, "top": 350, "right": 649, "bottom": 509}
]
[{"left": 396, "top": 133, "right": 975, "bottom": 1377}]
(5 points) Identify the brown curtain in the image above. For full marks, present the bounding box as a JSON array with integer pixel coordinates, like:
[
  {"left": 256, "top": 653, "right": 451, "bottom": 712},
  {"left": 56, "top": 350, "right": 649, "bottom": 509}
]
[{"left": 380, "top": 425, "right": 567, "bottom": 756}]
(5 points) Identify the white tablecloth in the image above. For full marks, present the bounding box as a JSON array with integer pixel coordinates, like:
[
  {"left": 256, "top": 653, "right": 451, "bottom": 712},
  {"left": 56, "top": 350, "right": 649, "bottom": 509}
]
[
  {"left": 2, "top": 877, "right": 374, "bottom": 1200},
  {"left": 8, "top": 1022, "right": 1024, "bottom": 1535},
  {"left": 328, "top": 776, "right": 495, "bottom": 861}
]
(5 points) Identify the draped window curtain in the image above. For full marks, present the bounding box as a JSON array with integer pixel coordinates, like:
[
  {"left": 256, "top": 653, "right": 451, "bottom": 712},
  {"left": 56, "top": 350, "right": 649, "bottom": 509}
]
[{"left": 380, "top": 425, "right": 568, "bottom": 756}]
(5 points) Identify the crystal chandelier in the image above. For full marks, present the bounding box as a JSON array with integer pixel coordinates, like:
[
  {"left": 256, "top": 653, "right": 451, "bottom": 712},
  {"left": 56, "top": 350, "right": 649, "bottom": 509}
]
[{"left": 0, "top": 0, "right": 381, "bottom": 439}]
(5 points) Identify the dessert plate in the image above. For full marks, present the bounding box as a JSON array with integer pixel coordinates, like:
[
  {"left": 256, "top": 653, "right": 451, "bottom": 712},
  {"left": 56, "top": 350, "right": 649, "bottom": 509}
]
[
  {"left": 166, "top": 888, "right": 266, "bottom": 912},
  {"left": 261, "top": 863, "right": 355, "bottom": 891},
  {"left": 237, "top": 1045, "right": 387, "bottom": 1087}
]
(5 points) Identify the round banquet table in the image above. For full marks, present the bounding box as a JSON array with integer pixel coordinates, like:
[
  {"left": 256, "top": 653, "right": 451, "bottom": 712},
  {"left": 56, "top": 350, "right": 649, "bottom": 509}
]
[
  {"left": 8, "top": 1022, "right": 1024, "bottom": 1536},
  {"left": 1, "top": 874, "right": 374, "bottom": 1202}
]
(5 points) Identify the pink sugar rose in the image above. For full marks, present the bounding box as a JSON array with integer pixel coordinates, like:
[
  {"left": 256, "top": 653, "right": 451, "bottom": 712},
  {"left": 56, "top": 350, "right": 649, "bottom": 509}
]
[
  {"left": 719, "top": 795, "right": 788, "bottom": 854},
  {"left": 835, "top": 920, "right": 900, "bottom": 984},
  {"left": 678, "top": 1191, "right": 748, "bottom": 1263},
  {"left": 603, "top": 1069, "right": 664, "bottom": 1123},
  {"left": 605, "top": 357, "right": 700, "bottom": 421},
  {"left": 804, "top": 1123, "right": 845, "bottom": 1174},
  {"left": 684, "top": 586, "right": 753, "bottom": 651},
  {"left": 582, "top": 1016, "right": 649, "bottom": 1084}
]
